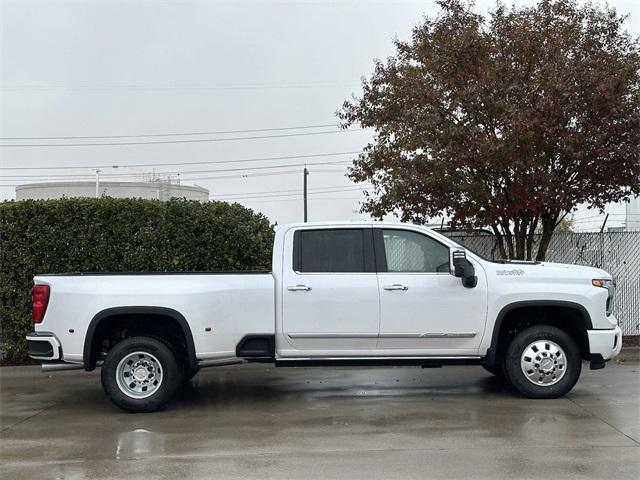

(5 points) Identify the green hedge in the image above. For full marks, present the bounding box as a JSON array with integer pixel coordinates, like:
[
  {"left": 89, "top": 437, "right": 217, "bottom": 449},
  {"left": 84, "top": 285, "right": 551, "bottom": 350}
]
[{"left": 0, "top": 198, "right": 274, "bottom": 364}]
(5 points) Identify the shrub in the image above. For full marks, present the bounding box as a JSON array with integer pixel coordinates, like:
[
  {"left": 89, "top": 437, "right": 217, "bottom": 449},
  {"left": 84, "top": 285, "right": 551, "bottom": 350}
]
[{"left": 0, "top": 198, "right": 274, "bottom": 364}]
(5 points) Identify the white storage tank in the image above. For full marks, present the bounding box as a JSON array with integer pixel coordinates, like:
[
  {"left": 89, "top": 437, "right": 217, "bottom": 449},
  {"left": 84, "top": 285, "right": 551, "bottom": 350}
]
[{"left": 16, "top": 180, "right": 209, "bottom": 202}]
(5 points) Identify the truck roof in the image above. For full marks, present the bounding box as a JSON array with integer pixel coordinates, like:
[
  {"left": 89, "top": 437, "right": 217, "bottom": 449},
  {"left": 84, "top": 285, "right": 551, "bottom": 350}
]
[{"left": 275, "top": 221, "right": 432, "bottom": 231}]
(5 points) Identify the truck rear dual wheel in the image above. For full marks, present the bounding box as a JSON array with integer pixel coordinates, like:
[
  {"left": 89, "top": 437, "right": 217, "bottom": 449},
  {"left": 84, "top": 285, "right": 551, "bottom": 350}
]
[
  {"left": 503, "top": 325, "right": 582, "bottom": 399},
  {"left": 101, "top": 336, "right": 182, "bottom": 412}
]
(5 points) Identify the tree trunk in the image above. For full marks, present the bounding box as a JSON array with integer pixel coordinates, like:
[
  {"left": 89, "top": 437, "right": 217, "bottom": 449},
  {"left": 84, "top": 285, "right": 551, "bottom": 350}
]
[
  {"left": 500, "top": 220, "right": 515, "bottom": 259},
  {"left": 536, "top": 215, "right": 557, "bottom": 261},
  {"left": 525, "top": 216, "right": 539, "bottom": 261},
  {"left": 514, "top": 218, "right": 527, "bottom": 260},
  {"left": 491, "top": 224, "right": 507, "bottom": 259}
]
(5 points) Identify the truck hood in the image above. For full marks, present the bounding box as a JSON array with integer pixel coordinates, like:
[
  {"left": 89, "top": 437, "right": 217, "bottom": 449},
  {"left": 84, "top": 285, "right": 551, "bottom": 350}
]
[
  {"left": 492, "top": 260, "right": 611, "bottom": 279},
  {"left": 538, "top": 262, "right": 611, "bottom": 278}
]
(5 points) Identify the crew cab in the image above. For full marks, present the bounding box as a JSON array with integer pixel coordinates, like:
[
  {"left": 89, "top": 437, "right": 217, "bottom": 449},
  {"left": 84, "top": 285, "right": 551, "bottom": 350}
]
[{"left": 26, "top": 222, "right": 622, "bottom": 412}]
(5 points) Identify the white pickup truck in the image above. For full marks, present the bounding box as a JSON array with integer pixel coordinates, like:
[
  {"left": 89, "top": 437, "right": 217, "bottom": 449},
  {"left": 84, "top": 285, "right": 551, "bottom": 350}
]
[{"left": 27, "top": 222, "right": 622, "bottom": 412}]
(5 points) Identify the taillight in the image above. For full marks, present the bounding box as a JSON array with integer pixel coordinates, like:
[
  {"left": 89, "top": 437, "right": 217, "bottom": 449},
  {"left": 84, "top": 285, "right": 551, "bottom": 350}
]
[{"left": 32, "top": 284, "right": 50, "bottom": 324}]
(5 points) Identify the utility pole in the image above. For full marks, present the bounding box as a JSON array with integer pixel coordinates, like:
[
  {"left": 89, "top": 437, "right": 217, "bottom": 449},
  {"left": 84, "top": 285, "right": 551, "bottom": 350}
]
[
  {"left": 95, "top": 169, "right": 102, "bottom": 198},
  {"left": 303, "top": 167, "right": 309, "bottom": 222}
]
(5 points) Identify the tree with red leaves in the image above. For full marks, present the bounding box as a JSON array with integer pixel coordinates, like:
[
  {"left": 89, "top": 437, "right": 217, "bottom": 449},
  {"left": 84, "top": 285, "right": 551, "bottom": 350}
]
[{"left": 339, "top": 0, "right": 640, "bottom": 260}]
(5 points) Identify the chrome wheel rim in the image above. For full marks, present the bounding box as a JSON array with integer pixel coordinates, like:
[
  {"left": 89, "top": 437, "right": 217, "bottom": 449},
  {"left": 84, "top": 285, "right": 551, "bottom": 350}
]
[
  {"left": 520, "top": 340, "right": 567, "bottom": 386},
  {"left": 116, "top": 351, "right": 163, "bottom": 398}
]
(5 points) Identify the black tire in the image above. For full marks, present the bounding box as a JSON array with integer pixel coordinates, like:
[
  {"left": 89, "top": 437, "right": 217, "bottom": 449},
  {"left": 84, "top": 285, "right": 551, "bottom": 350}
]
[
  {"left": 503, "top": 325, "right": 582, "bottom": 399},
  {"left": 101, "top": 336, "right": 183, "bottom": 413}
]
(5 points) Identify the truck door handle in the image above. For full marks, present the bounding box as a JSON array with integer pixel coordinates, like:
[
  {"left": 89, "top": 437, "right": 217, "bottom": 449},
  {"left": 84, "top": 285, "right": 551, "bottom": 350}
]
[
  {"left": 287, "top": 284, "right": 312, "bottom": 291},
  {"left": 383, "top": 284, "right": 408, "bottom": 291}
]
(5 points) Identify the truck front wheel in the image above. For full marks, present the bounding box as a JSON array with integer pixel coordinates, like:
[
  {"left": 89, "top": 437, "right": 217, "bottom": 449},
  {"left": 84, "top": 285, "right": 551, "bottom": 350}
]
[
  {"left": 503, "top": 325, "right": 582, "bottom": 399},
  {"left": 101, "top": 336, "right": 182, "bottom": 412}
]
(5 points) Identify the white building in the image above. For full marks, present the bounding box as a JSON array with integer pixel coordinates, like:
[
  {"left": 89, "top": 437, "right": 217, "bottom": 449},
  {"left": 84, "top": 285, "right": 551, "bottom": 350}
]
[
  {"left": 627, "top": 196, "right": 640, "bottom": 230},
  {"left": 16, "top": 180, "right": 209, "bottom": 202}
]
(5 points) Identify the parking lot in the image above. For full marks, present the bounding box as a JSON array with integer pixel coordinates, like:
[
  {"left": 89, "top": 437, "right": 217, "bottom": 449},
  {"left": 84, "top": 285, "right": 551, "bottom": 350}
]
[{"left": 1, "top": 355, "right": 639, "bottom": 480}]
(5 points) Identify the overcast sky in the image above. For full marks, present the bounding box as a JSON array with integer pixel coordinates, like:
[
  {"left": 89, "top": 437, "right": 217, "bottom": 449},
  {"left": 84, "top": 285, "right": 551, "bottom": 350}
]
[{"left": 1, "top": 0, "right": 638, "bottom": 229}]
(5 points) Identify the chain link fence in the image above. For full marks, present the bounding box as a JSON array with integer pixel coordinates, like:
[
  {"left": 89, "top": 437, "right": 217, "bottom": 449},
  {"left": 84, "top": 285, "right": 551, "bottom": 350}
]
[{"left": 443, "top": 231, "right": 640, "bottom": 337}]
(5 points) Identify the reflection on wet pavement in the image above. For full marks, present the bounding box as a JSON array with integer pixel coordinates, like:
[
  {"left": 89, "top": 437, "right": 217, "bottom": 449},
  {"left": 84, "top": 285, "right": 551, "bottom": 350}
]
[{"left": 1, "top": 361, "right": 639, "bottom": 479}]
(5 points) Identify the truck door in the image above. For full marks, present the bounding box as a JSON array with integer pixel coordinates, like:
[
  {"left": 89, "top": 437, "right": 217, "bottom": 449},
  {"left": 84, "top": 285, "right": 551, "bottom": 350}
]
[
  {"left": 279, "top": 226, "right": 380, "bottom": 356},
  {"left": 374, "top": 227, "right": 488, "bottom": 355}
]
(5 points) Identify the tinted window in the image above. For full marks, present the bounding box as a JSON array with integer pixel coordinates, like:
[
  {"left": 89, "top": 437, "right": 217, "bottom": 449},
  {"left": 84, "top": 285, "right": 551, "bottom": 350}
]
[
  {"left": 294, "top": 229, "right": 373, "bottom": 273},
  {"left": 382, "top": 229, "right": 450, "bottom": 273}
]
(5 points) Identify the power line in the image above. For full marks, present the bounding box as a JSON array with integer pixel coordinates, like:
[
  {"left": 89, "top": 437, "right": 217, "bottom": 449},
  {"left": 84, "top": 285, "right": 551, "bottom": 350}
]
[
  {"left": 0, "top": 169, "right": 302, "bottom": 187},
  {"left": 212, "top": 185, "right": 371, "bottom": 200},
  {"left": 572, "top": 214, "right": 630, "bottom": 223},
  {"left": 0, "top": 161, "right": 352, "bottom": 186},
  {"left": 0, "top": 166, "right": 351, "bottom": 186},
  {"left": 1, "top": 81, "right": 360, "bottom": 92},
  {"left": 0, "top": 161, "right": 351, "bottom": 181},
  {"left": 178, "top": 167, "right": 348, "bottom": 182},
  {"left": 0, "top": 166, "right": 349, "bottom": 182},
  {"left": 0, "top": 129, "right": 363, "bottom": 147},
  {"left": 0, "top": 123, "right": 342, "bottom": 140},
  {"left": 176, "top": 162, "right": 351, "bottom": 181},
  {"left": 238, "top": 197, "right": 365, "bottom": 203},
  {"left": 216, "top": 184, "right": 370, "bottom": 196},
  {"left": 0, "top": 163, "right": 350, "bottom": 179},
  {"left": 213, "top": 190, "right": 367, "bottom": 201},
  {"left": 0, "top": 151, "right": 359, "bottom": 172}
]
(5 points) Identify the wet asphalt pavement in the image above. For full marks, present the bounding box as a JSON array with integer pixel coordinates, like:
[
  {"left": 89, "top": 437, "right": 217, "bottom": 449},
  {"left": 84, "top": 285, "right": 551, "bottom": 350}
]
[{"left": 1, "top": 356, "right": 639, "bottom": 480}]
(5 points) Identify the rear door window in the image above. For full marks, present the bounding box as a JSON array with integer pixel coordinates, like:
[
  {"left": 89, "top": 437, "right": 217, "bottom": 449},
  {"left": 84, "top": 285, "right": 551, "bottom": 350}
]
[{"left": 293, "top": 229, "right": 374, "bottom": 273}]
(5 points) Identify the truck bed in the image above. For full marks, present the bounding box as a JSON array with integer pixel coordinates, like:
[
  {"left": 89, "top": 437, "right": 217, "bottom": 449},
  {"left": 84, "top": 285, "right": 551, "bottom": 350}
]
[
  {"left": 34, "top": 272, "right": 276, "bottom": 365},
  {"left": 36, "top": 270, "right": 271, "bottom": 276}
]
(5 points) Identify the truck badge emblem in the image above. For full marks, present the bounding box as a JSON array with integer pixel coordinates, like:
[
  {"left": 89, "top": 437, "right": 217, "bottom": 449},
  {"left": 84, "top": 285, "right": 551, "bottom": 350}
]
[{"left": 496, "top": 269, "right": 525, "bottom": 276}]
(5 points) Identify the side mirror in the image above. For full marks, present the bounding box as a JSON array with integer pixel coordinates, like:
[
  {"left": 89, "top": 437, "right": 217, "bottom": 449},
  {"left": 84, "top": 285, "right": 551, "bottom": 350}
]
[{"left": 451, "top": 250, "right": 477, "bottom": 288}]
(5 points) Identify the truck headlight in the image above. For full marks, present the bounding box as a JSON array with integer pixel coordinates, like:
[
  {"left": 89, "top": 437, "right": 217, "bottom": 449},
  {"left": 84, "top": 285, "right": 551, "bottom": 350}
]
[
  {"left": 592, "top": 278, "right": 615, "bottom": 316},
  {"left": 592, "top": 278, "right": 614, "bottom": 289}
]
